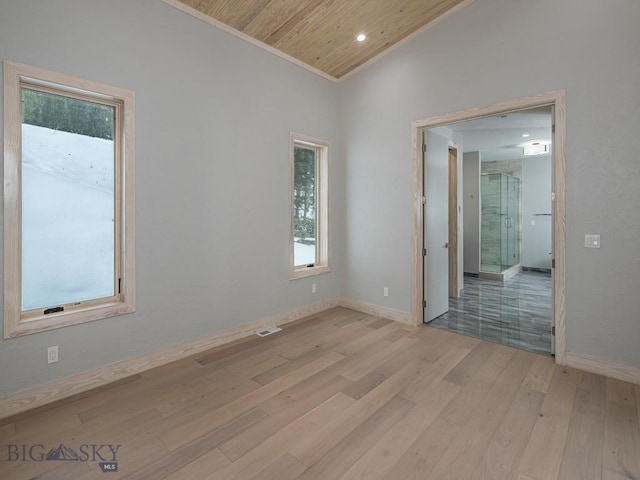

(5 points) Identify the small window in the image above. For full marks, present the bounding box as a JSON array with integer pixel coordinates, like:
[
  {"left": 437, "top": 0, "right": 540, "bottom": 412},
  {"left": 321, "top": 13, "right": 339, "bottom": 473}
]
[
  {"left": 3, "top": 61, "right": 135, "bottom": 338},
  {"left": 290, "top": 133, "right": 329, "bottom": 279}
]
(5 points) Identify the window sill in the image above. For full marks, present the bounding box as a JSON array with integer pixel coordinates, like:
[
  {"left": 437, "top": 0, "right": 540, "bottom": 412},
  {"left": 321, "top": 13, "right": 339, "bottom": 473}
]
[
  {"left": 4, "top": 300, "right": 135, "bottom": 339},
  {"left": 290, "top": 265, "right": 330, "bottom": 280}
]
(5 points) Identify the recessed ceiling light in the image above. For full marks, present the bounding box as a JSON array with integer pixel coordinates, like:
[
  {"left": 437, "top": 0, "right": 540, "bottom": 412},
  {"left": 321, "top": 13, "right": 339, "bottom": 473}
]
[
  {"left": 522, "top": 133, "right": 530, "bottom": 138},
  {"left": 356, "top": 34, "right": 367, "bottom": 42}
]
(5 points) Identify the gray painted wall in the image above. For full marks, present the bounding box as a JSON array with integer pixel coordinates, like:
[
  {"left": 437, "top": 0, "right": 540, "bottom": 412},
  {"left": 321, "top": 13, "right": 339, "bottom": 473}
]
[
  {"left": 0, "top": 0, "right": 341, "bottom": 396},
  {"left": 1, "top": 0, "right": 639, "bottom": 398},
  {"left": 338, "top": 0, "right": 640, "bottom": 368},
  {"left": 463, "top": 152, "right": 480, "bottom": 274},
  {"left": 522, "top": 156, "right": 553, "bottom": 269}
]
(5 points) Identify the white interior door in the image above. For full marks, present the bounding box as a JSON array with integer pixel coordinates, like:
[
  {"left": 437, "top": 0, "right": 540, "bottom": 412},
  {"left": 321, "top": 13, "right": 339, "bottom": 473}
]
[{"left": 424, "top": 130, "right": 449, "bottom": 322}]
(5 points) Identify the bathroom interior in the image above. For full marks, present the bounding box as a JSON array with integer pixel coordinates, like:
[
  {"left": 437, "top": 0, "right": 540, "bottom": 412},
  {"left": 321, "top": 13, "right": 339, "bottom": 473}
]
[{"left": 429, "top": 106, "right": 554, "bottom": 355}]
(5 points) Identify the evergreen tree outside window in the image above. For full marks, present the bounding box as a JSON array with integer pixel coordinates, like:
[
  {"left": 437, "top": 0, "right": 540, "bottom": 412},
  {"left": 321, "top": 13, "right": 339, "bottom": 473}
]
[
  {"left": 293, "top": 145, "right": 317, "bottom": 267},
  {"left": 290, "top": 133, "right": 329, "bottom": 279},
  {"left": 3, "top": 61, "right": 135, "bottom": 338},
  {"left": 21, "top": 88, "right": 117, "bottom": 311}
]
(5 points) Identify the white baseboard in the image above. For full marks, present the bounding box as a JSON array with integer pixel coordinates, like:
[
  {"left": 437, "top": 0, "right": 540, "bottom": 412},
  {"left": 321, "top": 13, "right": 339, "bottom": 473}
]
[
  {"left": 0, "top": 297, "right": 341, "bottom": 421},
  {"left": 565, "top": 352, "right": 640, "bottom": 385},
  {"left": 338, "top": 298, "right": 413, "bottom": 325},
  {"left": 8, "top": 295, "right": 639, "bottom": 423},
  {"left": 0, "top": 297, "right": 415, "bottom": 421}
]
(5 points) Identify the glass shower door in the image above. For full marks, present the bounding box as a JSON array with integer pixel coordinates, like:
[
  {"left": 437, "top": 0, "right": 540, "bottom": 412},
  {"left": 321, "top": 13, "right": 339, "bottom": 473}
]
[
  {"left": 481, "top": 173, "right": 521, "bottom": 274},
  {"left": 500, "top": 174, "right": 510, "bottom": 270},
  {"left": 481, "top": 174, "right": 502, "bottom": 273},
  {"left": 510, "top": 176, "right": 520, "bottom": 267}
]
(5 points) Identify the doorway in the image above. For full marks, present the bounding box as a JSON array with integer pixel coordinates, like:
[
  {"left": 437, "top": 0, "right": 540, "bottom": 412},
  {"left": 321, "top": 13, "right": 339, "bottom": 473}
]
[{"left": 411, "top": 92, "right": 566, "bottom": 363}]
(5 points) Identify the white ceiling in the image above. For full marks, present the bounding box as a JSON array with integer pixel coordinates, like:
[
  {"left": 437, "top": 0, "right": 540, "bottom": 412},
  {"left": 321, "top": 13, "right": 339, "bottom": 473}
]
[{"left": 449, "top": 106, "right": 553, "bottom": 162}]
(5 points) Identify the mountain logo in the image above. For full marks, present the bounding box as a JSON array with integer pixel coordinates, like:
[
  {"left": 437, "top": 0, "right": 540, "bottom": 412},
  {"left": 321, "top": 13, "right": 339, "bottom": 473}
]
[
  {"left": 5, "top": 442, "right": 121, "bottom": 470},
  {"left": 45, "top": 444, "right": 80, "bottom": 461}
]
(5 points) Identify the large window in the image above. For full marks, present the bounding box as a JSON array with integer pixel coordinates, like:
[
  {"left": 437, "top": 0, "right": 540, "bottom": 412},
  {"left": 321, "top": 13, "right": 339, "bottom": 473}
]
[
  {"left": 3, "top": 61, "right": 135, "bottom": 338},
  {"left": 290, "top": 133, "right": 329, "bottom": 279}
]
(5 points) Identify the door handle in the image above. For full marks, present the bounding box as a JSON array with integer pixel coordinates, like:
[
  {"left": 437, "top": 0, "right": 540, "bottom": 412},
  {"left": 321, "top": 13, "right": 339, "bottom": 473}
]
[{"left": 443, "top": 243, "right": 449, "bottom": 248}]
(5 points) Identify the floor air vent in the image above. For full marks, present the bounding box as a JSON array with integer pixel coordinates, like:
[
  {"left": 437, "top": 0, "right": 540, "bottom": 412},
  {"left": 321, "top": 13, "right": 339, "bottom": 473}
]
[{"left": 256, "top": 327, "right": 282, "bottom": 337}]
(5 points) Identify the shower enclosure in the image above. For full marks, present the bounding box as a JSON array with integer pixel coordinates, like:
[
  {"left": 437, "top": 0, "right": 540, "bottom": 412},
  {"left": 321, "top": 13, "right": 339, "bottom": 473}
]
[{"left": 480, "top": 173, "right": 521, "bottom": 278}]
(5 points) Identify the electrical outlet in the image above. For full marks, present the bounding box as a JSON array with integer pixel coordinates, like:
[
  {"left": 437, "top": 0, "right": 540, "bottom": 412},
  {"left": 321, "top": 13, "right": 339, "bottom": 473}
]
[
  {"left": 383, "top": 287, "right": 389, "bottom": 297},
  {"left": 47, "top": 346, "right": 58, "bottom": 364},
  {"left": 311, "top": 283, "right": 317, "bottom": 294}
]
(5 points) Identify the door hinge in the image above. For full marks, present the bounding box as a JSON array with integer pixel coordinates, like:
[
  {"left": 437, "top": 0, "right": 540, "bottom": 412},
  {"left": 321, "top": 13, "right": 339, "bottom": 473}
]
[
  {"left": 422, "top": 144, "right": 427, "bottom": 153},
  {"left": 552, "top": 124, "right": 556, "bottom": 134},
  {"left": 552, "top": 326, "right": 556, "bottom": 336},
  {"left": 422, "top": 300, "right": 427, "bottom": 308},
  {"left": 422, "top": 248, "right": 427, "bottom": 256},
  {"left": 552, "top": 259, "right": 555, "bottom": 269},
  {"left": 118, "top": 278, "right": 122, "bottom": 294}
]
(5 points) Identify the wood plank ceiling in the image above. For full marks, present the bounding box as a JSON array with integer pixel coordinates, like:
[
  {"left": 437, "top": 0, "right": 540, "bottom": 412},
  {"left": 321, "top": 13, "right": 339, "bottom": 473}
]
[{"left": 175, "top": 0, "right": 472, "bottom": 80}]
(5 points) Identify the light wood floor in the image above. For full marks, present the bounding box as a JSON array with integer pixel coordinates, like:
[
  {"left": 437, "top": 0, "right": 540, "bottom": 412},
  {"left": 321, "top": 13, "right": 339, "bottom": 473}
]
[{"left": 1, "top": 307, "right": 639, "bottom": 479}]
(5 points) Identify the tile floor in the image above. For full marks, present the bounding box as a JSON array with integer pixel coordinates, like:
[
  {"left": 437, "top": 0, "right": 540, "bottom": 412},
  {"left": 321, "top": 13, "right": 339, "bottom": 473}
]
[{"left": 428, "top": 271, "right": 552, "bottom": 355}]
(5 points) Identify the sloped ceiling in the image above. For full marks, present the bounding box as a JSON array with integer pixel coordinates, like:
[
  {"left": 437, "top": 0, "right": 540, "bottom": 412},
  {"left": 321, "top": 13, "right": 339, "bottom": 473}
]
[{"left": 164, "top": 0, "right": 473, "bottom": 80}]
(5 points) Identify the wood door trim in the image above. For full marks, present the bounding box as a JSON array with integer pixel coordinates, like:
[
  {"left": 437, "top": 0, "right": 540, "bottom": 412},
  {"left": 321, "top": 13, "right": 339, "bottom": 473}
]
[
  {"left": 448, "top": 147, "right": 459, "bottom": 299},
  {"left": 411, "top": 90, "right": 567, "bottom": 366}
]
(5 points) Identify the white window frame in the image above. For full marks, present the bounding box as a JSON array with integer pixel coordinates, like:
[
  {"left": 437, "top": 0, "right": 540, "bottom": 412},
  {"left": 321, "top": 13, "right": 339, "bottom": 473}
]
[
  {"left": 3, "top": 61, "right": 135, "bottom": 338},
  {"left": 289, "top": 132, "right": 330, "bottom": 280}
]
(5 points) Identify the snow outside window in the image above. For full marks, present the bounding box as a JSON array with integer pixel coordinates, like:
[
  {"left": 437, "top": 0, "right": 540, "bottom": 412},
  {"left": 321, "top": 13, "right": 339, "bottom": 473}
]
[{"left": 3, "top": 61, "right": 135, "bottom": 338}]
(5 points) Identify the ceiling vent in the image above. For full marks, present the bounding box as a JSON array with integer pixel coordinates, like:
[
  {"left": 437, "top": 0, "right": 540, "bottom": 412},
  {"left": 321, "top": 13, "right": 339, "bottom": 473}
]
[{"left": 523, "top": 143, "right": 549, "bottom": 156}]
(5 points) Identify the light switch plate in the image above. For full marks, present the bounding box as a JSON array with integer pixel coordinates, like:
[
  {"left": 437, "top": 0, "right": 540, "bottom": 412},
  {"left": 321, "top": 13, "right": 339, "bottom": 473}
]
[{"left": 585, "top": 234, "right": 600, "bottom": 248}]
